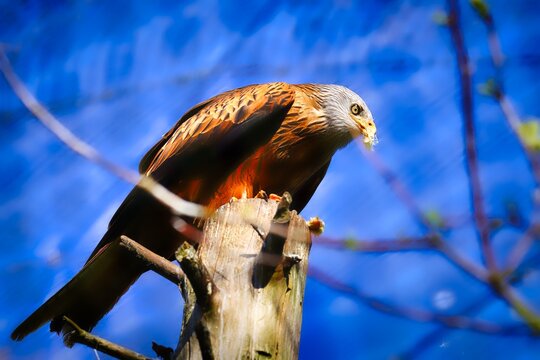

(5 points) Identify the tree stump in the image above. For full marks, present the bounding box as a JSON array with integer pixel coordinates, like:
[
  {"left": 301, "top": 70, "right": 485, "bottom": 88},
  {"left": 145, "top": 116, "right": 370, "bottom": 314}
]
[{"left": 175, "top": 198, "right": 312, "bottom": 360}]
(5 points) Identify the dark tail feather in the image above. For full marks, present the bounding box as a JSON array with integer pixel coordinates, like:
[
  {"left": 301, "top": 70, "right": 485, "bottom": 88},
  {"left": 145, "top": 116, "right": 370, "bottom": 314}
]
[
  {"left": 12, "top": 187, "right": 181, "bottom": 342},
  {"left": 11, "top": 238, "right": 145, "bottom": 341}
]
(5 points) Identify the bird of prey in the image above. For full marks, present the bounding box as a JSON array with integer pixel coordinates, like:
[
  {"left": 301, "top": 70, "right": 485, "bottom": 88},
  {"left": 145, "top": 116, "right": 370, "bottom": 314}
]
[{"left": 12, "top": 82, "right": 376, "bottom": 341}]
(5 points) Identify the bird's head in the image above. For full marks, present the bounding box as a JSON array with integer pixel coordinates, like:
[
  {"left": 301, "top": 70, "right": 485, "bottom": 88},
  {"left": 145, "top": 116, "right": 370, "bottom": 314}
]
[{"left": 316, "top": 84, "right": 377, "bottom": 148}]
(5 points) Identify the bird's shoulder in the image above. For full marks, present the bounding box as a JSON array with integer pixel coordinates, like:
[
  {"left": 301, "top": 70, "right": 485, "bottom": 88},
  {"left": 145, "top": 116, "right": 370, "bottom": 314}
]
[{"left": 140, "top": 82, "right": 296, "bottom": 175}]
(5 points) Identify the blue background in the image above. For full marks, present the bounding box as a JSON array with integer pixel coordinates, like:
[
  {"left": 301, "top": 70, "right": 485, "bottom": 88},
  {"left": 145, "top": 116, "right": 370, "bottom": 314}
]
[{"left": 1, "top": 0, "right": 539, "bottom": 358}]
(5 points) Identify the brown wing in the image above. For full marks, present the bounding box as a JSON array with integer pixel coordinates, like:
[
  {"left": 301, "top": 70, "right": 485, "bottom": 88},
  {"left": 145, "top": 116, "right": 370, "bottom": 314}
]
[
  {"left": 138, "top": 98, "right": 213, "bottom": 174},
  {"left": 94, "top": 82, "right": 295, "bottom": 258},
  {"left": 140, "top": 82, "right": 295, "bottom": 177},
  {"left": 137, "top": 83, "right": 260, "bottom": 174}
]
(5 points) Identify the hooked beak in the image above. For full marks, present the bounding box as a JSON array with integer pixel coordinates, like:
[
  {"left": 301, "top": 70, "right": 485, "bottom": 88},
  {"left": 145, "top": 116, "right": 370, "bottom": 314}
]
[{"left": 357, "top": 118, "right": 378, "bottom": 149}]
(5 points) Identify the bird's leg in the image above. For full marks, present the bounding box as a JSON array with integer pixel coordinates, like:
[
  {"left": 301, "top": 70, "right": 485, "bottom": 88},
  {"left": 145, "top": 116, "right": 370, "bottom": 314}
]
[{"left": 254, "top": 190, "right": 287, "bottom": 203}]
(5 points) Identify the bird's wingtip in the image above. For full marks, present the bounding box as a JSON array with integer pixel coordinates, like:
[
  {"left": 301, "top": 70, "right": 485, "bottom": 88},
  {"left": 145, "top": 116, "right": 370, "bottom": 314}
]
[{"left": 11, "top": 325, "right": 29, "bottom": 341}]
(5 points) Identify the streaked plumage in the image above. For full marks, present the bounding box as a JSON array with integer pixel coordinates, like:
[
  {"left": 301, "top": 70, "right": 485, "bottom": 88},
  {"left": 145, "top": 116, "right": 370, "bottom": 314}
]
[{"left": 12, "top": 82, "right": 376, "bottom": 341}]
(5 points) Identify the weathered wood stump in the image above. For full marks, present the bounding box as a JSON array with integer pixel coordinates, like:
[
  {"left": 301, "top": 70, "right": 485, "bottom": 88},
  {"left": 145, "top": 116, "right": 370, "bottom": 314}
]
[{"left": 175, "top": 198, "right": 312, "bottom": 360}]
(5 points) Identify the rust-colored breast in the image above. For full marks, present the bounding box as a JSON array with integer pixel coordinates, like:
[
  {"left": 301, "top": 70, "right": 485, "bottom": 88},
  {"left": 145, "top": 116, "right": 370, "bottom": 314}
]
[{"left": 141, "top": 82, "right": 305, "bottom": 209}]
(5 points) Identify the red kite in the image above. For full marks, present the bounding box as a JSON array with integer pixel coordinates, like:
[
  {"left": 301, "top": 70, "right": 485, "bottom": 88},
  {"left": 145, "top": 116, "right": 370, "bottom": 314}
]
[{"left": 12, "top": 82, "right": 376, "bottom": 341}]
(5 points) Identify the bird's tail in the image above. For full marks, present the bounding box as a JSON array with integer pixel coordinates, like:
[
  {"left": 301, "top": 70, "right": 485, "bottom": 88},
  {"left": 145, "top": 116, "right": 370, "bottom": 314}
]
[
  {"left": 11, "top": 234, "right": 146, "bottom": 343},
  {"left": 11, "top": 186, "right": 182, "bottom": 342}
]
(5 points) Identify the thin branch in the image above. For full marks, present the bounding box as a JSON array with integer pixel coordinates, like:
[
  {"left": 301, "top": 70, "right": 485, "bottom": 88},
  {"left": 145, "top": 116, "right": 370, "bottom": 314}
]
[
  {"left": 0, "top": 47, "right": 205, "bottom": 219},
  {"left": 308, "top": 266, "right": 527, "bottom": 335},
  {"left": 314, "top": 236, "right": 434, "bottom": 252},
  {"left": 61, "top": 317, "right": 150, "bottom": 360},
  {"left": 355, "top": 146, "right": 493, "bottom": 281},
  {"left": 118, "top": 236, "right": 184, "bottom": 285},
  {"left": 434, "top": 240, "right": 489, "bottom": 281},
  {"left": 175, "top": 242, "right": 218, "bottom": 311},
  {"left": 314, "top": 235, "right": 488, "bottom": 282},
  {"left": 473, "top": 2, "right": 536, "bottom": 145},
  {"left": 470, "top": 1, "right": 540, "bottom": 274},
  {"left": 479, "top": 2, "right": 540, "bottom": 185},
  {"left": 447, "top": 0, "right": 497, "bottom": 271},
  {"left": 401, "top": 254, "right": 540, "bottom": 358},
  {"left": 447, "top": 0, "right": 540, "bottom": 332},
  {"left": 358, "top": 146, "right": 433, "bottom": 231},
  {"left": 490, "top": 277, "right": 540, "bottom": 333},
  {"left": 505, "top": 224, "right": 540, "bottom": 272}
]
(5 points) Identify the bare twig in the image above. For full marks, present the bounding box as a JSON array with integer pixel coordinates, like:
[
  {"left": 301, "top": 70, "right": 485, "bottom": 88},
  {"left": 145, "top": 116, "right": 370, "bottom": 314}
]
[
  {"left": 490, "top": 276, "right": 540, "bottom": 333},
  {"left": 402, "top": 254, "right": 540, "bottom": 357},
  {"left": 434, "top": 240, "right": 489, "bottom": 281},
  {"left": 308, "top": 266, "right": 526, "bottom": 335},
  {"left": 358, "top": 146, "right": 433, "bottom": 231},
  {"left": 175, "top": 242, "right": 218, "bottom": 311},
  {"left": 355, "top": 143, "right": 492, "bottom": 279},
  {"left": 118, "top": 236, "right": 184, "bottom": 285},
  {"left": 447, "top": 0, "right": 540, "bottom": 332},
  {"left": 61, "top": 317, "right": 150, "bottom": 360},
  {"left": 447, "top": 0, "right": 497, "bottom": 272},
  {"left": 314, "top": 236, "right": 434, "bottom": 252},
  {"left": 314, "top": 235, "right": 488, "bottom": 282},
  {"left": 505, "top": 224, "right": 540, "bottom": 272},
  {"left": 0, "top": 47, "right": 205, "bottom": 219},
  {"left": 470, "top": 0, "right": 540, "bottom": 274},
  {"left": 476, "top": 1, "right": 540, "bottom": 184}
]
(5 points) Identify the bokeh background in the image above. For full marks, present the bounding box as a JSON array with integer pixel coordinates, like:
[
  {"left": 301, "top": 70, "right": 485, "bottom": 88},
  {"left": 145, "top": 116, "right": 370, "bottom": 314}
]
[{"left": 1, "top": 0, "right": 540, "bottom": 359}]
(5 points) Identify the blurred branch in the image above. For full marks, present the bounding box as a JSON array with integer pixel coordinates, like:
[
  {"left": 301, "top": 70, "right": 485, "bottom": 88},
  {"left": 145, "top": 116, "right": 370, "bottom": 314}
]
[
  {"left": 0, "top": 47, "right": 205, "bottom": 219},
  {"left": 447, "top": 0, "right": 540, "bottom": 333},
  {"left": 313, "top": 236, "right": 433, "bottom": 252},
  {"left": 401, "top": 253, "right": 540, "bottom": 358},
  {"left": 308, "top": 266, "right": 526, "bottom": 335},
  {"left": 469, "top": 0, "right": 540, "bottom": 276},
  {"left": 473, "top": 0, "right": 540, "bottom": 185},
  {"left": 489, "top": 275, "right": 540, "bottom": 333},
  {"left": 505, "top": 224, "right": 540, "bottom": 272},
  {"left": 175, "top": 242, "right": 218, "bottom": 311},
  {"left": 355, "top": 140, "right": 493, "bottom": 281},
  {"left": 434, "top": 240, "right": 489, "bottom": 281},
  {"left": 315, "top": 235, "right": 488, "bottom": 282},
  {"left": 447, "top": 0, "right": 497, "bottom": 271},
  {"left": 358, "top": 146, "right": 433, "bottom": 231}
]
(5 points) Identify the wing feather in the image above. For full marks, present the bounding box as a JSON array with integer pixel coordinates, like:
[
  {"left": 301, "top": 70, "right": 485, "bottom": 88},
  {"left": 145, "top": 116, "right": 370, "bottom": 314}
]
[
  {"left": 142, "top": 82, "right": 295, "bottom": 177},
  {"left": 291, "top": 161, "right": 331, "bottom": 212}
]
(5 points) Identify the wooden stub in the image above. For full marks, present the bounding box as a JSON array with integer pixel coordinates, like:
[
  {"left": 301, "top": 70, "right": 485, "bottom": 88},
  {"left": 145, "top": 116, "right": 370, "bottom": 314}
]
[{"left": 176, "top": 198, "right": 311, "bottom": 360}]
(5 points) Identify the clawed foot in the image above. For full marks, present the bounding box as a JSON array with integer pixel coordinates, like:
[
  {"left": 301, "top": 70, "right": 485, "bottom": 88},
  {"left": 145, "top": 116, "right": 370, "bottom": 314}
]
[
  {"left": 255, "top": 190, "right": 285, "bottom": 203},
  {"left": 268, "top": 193, "right": 282, "bottom": 202}
]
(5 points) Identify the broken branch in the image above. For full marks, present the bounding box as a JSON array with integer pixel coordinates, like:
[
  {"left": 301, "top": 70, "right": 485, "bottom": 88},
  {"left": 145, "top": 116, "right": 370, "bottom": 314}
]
[
  {"left": 118, "top": 235, "right": 184, "bottom": 285},
  {"left": 61, "top": 316, "right": 149, "bottom": 360}
]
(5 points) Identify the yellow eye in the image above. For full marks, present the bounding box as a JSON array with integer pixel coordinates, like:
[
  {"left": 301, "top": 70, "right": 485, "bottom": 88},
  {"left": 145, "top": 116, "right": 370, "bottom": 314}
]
[{"left": 350, "top": 103, "right": 363, "bottom": 116}]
